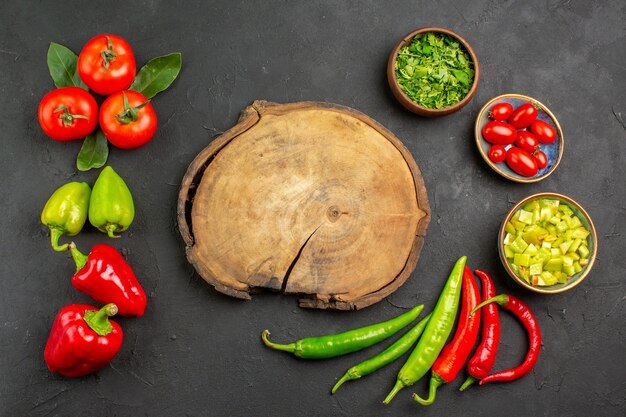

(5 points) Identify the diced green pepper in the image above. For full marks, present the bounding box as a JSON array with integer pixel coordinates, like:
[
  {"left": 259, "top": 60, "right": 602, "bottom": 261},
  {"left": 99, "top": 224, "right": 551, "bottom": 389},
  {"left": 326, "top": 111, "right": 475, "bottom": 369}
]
[
  {"left": 514, "top": 253, "right": 531, "bottom": 267},
  {"left": 562, "top": 255, "right": 574, "bottom": 266},
  {"left": 563, "top": 264, "right": 576, "bottom": 277},
  {"left": 572, "top": 228, "right": 590, "bottom": 239},
  {"left": 556, "top": 221, "right": 569, "bottom": 233},
  {"left": 540, "top": 207, "right": 552, "bottom": 221},
  {"left": 573, "top": 262, "right": 583, "bottom": 273},
  {"left": 518, "top": 209, "right": 534, "bottom": 225},
  {"left": 558, "top": 204, "right": 573, "bottom": 216},
  {"left": 504, "top": 245, "right": 515, "bottom": 259},
  {"left": 529, "top": 263, "right": 543, "bottom": 276},
  {"left": 524, "top": 243, "right": 538, "bottom": 256},
  {"left": 560, "top": 240, "right": 573, "bottom": 255},
  {"left": 510, "top": 235, "right": 529, "bottom": 254},
  {"left": 538, "top": 272, "right": 558, "bottom": 286},
  {"left": 505, "top": 222, "right": 516, "bottom": 235},
  {"left": 569, "top": 238, "right": 582, "bottom": 254},
  {"left": 555, "top": 271, "right": 568, "bottom": 284},
  {"left": 545, "top": 258, "right": 563, "bottom": 272},
  {"left": 578, "top": 244, "right": 590, "bottom": 259}
]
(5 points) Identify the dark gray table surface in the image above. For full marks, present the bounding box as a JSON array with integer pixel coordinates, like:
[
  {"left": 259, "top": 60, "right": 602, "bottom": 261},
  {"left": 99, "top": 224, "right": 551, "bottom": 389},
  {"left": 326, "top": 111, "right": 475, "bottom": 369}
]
[{"left": 1, "top": 1, "right": 625, "bottom": 416}]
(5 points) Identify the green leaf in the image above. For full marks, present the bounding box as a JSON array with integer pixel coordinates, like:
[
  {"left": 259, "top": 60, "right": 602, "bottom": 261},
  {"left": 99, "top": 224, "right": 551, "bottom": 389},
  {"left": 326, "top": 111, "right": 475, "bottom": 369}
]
[
  {"left": 77, "top": 130, "right": 109, "bottom": 171},
  {"left": 129, "top": 52, "right": 182, "bottom": 99},
  {"left": 47, "top": 42, "right": 88, "bottom": 90}
]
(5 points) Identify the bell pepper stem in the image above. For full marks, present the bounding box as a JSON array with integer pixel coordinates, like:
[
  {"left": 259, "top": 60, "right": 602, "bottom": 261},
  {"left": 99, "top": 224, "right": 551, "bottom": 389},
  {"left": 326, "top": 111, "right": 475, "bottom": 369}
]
[
  {"left": 105, "top": 224, "right": 121, "bottom": 238},
  {"left": 413, "top": 374, "right": 444, "bottom": 406},
  {"left": 49, "top": 227, "right": 68, "bottom": 252},
  {"left": 69, "top": 242, "right": 88, "bottom": 272},
  {"left": 83, "top": 303, "right": 118, "bottom": 336},
  {"left": 459, "top": 376, "right": 477, "bottom": 391},
  {"left": 260, "top": 330, "right": 296, "bottom": 353},
  {"left": 470, "top": 294, "right": 509, "bottom": 317},
  {"left": 383, "top": 380, "right": 405, "bottom": 404}
]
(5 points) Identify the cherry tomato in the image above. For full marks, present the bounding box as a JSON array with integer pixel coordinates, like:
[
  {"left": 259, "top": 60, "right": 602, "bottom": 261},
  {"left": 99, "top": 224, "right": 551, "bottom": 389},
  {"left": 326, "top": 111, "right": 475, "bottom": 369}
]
[
  {"left": 488, "top": 145, "right": 506, "bottom": 163},
  {"left": 509, "top": 102, "right": 538, "bottom": 129},
  {"left": 530, "top": 119, "right": 557, "bottom": 144},
  {"left": 489, "top": 102, "right": 513, "bottom": 122},
  {"left": 506, "top": 147, "right": 538, "bottom": 177},
  {"left": 38, "top": 87, "right": 98, "bottom": 141},
  {"left": 78, "top": 34, "right": 136, "bottom": 96},
  {"left": 534, "top": 150, "right": 548, "bottom": 169},
  {"left": 99, "top": 90, "right": 157, "bottom": 149},
  {"left": 482, "top": 121, "right": 517, "bottom": 145},
  {"left": 515, "top": 131, "right": 540, "bottom": 153}
]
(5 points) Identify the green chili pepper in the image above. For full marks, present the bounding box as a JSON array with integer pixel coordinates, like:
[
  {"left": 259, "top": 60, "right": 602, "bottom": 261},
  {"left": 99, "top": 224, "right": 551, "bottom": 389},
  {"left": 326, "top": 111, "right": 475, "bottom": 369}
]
[
  {"left": 261, "top": 304, "right": 424, "bottom": 359},
  {"left": 88, "top": 166, "right": 134, "bottom": 238},
  {"left": 383, "top": 256, "right": 466, "bottom": 404},
  {"left": 41, "top": 182, "right": 91, "bottom": 251},
  {"left": 331, "top": 312, "right": 432, "bottom": 394}
]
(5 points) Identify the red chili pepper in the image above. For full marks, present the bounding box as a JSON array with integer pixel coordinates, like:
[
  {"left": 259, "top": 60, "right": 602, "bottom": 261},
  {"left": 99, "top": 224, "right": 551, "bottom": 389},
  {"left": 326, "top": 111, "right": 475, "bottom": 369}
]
[
  {"left": 470, "top": 294, "right": 541, "bottom": 384},
  {"left": 69, "top": 242, "right": 147, "bottom": 316},
  {"left": 459, "top": 270, "right": 501, "bottom": 391},
  {"left": 413, "top": 267, "right": 481, "bottom": 405},
  {"left": 44, "top": 303, "right": 123, "bottom": 377}
]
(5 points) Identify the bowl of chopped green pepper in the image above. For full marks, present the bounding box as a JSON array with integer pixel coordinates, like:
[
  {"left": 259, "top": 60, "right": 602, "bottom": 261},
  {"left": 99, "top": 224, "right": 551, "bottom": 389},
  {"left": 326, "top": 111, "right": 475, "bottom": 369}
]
[
  {"left": 499, "top": 192, "right": 597, "bottom": 294},
  {"left": 388, "top": 27, "right": 479, "bottom": 117}
]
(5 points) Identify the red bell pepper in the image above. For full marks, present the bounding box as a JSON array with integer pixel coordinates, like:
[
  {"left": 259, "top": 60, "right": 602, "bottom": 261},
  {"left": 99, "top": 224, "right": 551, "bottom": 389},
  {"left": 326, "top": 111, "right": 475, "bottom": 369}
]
[
  {"left": 44, "top": 303, "right": 123, "bottom": 377},
  {"left": 69, "top": 242, "right": 147, "bottom": 316}
]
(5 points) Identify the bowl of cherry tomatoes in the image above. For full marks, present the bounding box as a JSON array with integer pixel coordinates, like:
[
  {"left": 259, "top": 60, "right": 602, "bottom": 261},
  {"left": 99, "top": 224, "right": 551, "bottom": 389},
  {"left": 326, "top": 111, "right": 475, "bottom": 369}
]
[{"left": 475, "top": 94, "right": 564, "bottom": 183}]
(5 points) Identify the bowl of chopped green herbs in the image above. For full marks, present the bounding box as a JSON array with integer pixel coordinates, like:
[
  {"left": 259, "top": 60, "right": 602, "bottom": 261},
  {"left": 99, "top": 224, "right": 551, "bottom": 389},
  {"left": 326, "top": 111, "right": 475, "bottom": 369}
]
[{"left": 388, "top": 27, "right": 479, "bottom": 117}]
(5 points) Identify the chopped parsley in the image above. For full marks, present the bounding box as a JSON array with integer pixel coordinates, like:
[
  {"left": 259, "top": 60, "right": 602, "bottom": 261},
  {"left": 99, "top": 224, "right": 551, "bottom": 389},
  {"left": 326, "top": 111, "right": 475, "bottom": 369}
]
[{"left": 395, "top": 32, "right": 475, "bottom": 109}]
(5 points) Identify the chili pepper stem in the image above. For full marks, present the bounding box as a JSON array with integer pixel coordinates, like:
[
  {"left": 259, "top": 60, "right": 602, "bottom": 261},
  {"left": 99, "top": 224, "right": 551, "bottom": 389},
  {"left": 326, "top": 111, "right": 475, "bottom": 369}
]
[
  {"left": 69, "top": 242, "right": 89, "bottom": 272},
  {"left": 50, "top": 227, "right": 68, "bottom": 252},
  {"left": 383, "top": 380, "right": 405, "bottom": 404},
  {"left": 331, "top": 370, "right": 359, "bottom": 394},
  {"left": 470, "top": 294, "right": 509, "bottom": 316},
  {"left": 459, "top": 376, "right": 477, "bottom": 391},
  {"left": 413, "top": 374, "right": 444, "bottom": 406},
  {"left": 83, "top": 303, "right": 118, "bottom": 336},
  {"left": 261, "top": 330, "right": 297, "bottom": 354}
]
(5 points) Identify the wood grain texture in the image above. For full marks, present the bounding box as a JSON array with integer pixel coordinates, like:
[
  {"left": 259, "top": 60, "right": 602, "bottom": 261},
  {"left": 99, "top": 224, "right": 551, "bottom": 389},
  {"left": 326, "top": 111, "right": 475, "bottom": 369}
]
[{"left": 178, "top": 101, "right": 430, "bottom": 309}]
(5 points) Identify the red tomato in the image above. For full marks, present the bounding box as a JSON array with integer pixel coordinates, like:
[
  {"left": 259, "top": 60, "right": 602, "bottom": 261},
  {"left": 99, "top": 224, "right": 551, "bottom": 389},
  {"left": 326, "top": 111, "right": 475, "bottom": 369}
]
[
  {"left": 482, "top": 121, "right": 517, "bottom": 145},
  {"left": 534, "top": 150, "right": 548, "bottom": 169},
  {"left": 515, "top": 131, "right": 539, "bottom": 153},
  {"left": 38, "top": 87, "right": 98, "bottom": 141},
  {"left": 506, "top": 147, "right": 538, "bottom": 177},
  {"left": 78, "top": 34, "right": 136, "bottom": 96},
  {"left": 509, "top": 103, "right": 538, "bottom": 129},
  {"left": 99, "top": 90, "right": 157, "bottom": 149},
  {"left": 488, "top": 145, "right": 506, "bottom": 163},
  {"left": 489, "top": 102, "right": 513, "bottom": 121},
  {"left": 530, "top": 119, "right": 557, "bottom": 144}
]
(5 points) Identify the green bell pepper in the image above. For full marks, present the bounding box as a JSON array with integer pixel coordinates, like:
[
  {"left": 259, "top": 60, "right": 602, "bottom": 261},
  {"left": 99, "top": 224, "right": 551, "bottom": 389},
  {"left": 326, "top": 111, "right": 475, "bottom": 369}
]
[
  {"left": 41, "top": 182, "right": 91, "bottom": 251},
  {"left": 89, "top": 166, "right": 135, "bottom": 238}
]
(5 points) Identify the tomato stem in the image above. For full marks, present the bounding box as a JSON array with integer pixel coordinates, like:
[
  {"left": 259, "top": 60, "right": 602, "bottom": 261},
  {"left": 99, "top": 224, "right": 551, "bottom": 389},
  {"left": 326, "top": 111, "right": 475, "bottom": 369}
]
[
  {"left": 54, "top": 105, "right": 89, "bottom": 127},
  {"left": 114, "top": 92, "right": 150, "bottom": 125},
  {"left": 100, "top": 36, "right": 117, "bottom": 71}
]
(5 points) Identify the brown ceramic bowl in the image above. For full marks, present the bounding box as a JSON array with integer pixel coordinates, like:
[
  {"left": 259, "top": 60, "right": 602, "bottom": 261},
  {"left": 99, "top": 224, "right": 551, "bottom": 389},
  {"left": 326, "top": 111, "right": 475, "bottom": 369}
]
[
  {"left": 499, "top": 192, "right": 598, "bottom": 294},
  {"left": 387, "top": 27, "right": 480, "bottom": 117}
]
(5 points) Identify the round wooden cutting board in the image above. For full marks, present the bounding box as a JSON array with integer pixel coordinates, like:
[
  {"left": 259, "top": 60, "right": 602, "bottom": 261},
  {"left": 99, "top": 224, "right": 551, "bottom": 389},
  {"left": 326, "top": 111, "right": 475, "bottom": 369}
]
[{"left": 178, "top": 101, "right": 430, "bottom": 309}]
